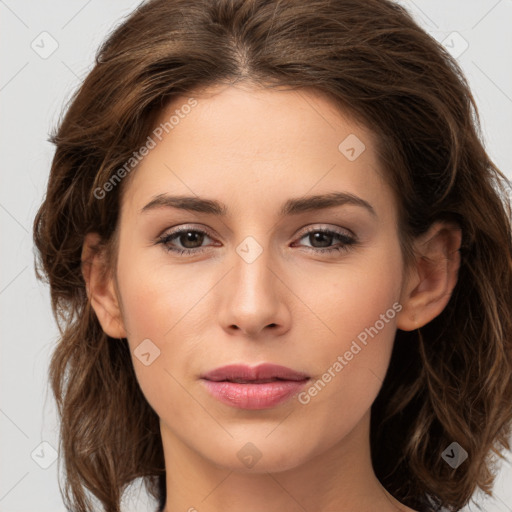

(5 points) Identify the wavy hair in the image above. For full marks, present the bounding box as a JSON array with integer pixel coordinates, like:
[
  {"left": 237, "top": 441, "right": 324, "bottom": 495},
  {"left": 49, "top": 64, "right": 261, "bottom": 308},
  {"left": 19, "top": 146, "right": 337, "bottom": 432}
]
[{"left": 33, "top": 0, "right": 512, "bottom": 511}]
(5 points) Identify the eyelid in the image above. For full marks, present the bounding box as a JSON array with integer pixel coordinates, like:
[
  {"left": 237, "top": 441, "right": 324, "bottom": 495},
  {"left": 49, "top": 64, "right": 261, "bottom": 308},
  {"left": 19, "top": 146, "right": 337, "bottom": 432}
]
[
  {"left": 296, "top": 224, "right": 356, "bottom": 240},
  {"left": 158, "top": 223, "right": 216, "bottom": 240}
]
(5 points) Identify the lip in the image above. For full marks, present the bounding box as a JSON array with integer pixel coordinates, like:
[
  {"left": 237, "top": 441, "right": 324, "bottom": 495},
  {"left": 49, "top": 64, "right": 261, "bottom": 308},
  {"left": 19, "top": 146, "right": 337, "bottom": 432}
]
[{"left": 200, "top": 364, "right": 310, "bottom": 410}]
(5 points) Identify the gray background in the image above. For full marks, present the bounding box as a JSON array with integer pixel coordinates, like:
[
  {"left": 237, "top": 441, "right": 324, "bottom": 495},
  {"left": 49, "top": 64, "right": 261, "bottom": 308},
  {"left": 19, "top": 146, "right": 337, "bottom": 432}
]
[{"left": 1, "top": 1, "right": 511, "bottom": 511}]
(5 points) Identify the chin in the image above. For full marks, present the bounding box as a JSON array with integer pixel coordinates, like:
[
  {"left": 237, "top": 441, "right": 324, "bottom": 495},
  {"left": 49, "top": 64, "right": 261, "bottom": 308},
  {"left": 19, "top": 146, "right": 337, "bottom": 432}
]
[{"left": 202, "top": 435, "right": 315, "bottom": 474}]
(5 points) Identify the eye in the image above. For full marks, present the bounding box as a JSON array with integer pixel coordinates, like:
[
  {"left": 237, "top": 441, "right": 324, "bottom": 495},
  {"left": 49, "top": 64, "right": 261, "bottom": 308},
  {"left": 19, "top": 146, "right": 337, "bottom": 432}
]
[
  {"left": 156, "top": 225, "right": 357, "bottom": 256},
  {"left": 292, "top": 227, "right": 357, "bottom": 254},
  {"left": 157, "top": 226, "right": 216, "bottom": 255}
]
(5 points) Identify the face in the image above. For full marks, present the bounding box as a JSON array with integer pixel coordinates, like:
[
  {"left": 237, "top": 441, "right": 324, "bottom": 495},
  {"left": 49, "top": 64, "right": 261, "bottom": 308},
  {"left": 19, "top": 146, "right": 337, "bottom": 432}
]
[{"left": 112, "top": 83, "right": 406, "bottom": 473}]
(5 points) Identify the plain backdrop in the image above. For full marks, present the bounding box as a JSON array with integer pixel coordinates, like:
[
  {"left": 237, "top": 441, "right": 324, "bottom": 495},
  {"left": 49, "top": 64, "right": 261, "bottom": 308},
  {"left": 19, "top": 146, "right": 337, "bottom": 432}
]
[{"left": 1, "top": 1, "right": 511, "bottom": 511}]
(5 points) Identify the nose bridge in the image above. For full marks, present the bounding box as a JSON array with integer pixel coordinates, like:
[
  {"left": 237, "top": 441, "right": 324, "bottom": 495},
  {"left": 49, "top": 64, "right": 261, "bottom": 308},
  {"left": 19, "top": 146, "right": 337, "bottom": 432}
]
[
  {"left": 219, "top": 234, "right": 286, "bottom": 335},
  {"left": 232, "top": 234, "right": 276, "bottom": 307}
]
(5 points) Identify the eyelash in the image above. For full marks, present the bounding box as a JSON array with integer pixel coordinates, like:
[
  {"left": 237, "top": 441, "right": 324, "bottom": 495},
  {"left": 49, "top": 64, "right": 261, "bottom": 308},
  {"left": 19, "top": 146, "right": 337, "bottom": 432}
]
[{"left": 157, "top": 225, "right": 357, "bottom": 256}]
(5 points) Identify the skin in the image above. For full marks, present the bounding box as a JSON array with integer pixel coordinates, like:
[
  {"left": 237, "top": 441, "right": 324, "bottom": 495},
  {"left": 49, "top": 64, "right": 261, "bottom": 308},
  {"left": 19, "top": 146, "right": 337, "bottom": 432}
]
[{"left": 82, "top": 83, "right": 461, "bottom": 512}]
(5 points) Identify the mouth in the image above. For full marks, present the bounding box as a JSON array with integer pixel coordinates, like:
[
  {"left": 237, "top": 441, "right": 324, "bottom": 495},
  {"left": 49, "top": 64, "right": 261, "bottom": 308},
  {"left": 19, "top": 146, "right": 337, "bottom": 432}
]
[
  {"left": 216, "top": 377, "right": 301, "bottom": 384},
  {"left": 200, "top": 363, "right": 310, "bottom": 382},
  {"left": 200, "top": 363, "right": 310, "bottom": 410}
]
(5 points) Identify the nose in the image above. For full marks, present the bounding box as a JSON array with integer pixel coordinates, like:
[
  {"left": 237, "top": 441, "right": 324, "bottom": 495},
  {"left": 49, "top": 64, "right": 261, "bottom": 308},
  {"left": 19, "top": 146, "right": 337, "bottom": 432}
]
[{"left": 217, "top": 241, "right": 291, "bottom": 338}]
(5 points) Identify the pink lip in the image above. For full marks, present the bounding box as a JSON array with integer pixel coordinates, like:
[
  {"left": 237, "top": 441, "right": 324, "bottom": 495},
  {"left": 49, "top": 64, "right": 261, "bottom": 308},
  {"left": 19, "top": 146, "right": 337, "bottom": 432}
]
[{"left": 200, "top": 364, "right": 310, "bottom": 410}]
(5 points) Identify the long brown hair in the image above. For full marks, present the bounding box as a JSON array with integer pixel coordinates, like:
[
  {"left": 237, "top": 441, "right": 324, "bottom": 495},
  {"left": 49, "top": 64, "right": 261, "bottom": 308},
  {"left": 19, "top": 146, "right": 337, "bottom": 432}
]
[{"left": 33, "top": 0, "right": 512, "bottom": 511}]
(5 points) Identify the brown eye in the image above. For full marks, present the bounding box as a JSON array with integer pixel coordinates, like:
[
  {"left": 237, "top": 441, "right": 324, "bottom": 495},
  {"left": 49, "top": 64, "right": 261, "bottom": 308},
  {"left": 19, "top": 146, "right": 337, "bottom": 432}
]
[
  {"left": 158, "top": 228, "right": 214, "bottom": 255},
  {"left": 294, "top": 228, "right": 356, "bottom": 254}
]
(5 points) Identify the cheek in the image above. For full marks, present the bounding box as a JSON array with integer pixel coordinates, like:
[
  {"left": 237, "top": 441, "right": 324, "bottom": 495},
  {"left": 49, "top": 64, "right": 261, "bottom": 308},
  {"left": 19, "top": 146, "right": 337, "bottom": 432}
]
[
  {"left": 114, "top": 248, "right": 220, "bottom": 413},
  {"left": 292, "top": 245, "right": 403, "bottom": 435},
  {"left": 292, "top": 240, "right": 403, "bottom": 350},
  {"left": 117, "top": 247, "right": 205, "bottom": 339}
]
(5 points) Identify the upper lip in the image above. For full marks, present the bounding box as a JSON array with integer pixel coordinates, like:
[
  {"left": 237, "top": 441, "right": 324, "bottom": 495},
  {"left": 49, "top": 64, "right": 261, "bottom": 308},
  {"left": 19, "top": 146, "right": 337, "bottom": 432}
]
[{"left": 201, "top": 363, "right": 310, "bottom": 383}]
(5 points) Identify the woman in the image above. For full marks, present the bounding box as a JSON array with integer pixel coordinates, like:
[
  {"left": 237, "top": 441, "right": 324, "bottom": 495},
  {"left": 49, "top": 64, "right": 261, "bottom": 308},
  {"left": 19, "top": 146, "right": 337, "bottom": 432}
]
[{"left": 33, "top": 0, "right": 512, "bottom": 511}]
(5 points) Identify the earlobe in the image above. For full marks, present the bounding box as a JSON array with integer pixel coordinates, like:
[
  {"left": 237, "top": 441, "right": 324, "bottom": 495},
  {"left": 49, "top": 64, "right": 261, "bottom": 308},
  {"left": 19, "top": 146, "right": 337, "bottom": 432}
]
[
  {"left": 396, "top": 221, "right": 462, "bottom": 332},
  {"left": 81, "top": 232, "right": 127, "bottom": 339}
]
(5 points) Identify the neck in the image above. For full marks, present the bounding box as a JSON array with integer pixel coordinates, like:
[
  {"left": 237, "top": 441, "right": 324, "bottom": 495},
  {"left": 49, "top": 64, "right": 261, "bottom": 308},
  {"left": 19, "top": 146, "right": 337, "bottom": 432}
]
[{"left": 160, "top": 410, "right": 409, "bottom": 512}]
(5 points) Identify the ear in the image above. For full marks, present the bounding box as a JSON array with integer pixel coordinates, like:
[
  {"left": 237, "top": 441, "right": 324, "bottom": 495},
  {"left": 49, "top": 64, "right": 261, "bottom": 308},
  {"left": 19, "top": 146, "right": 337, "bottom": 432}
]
[
  {"left": 81, "top": 232, "right": 127, "bottom": 338},
  {"left": 396, "top": 221, "right": 461, "bottom": 331}
]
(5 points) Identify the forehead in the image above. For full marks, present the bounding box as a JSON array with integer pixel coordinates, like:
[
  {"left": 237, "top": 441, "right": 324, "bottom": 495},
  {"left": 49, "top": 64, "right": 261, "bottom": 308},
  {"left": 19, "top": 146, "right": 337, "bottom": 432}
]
[
  {"left": 154, "top": 83, "right": 374, "bottom": 158},
  {"left": 120, "top": 83, "right": 392, "bottom": 221}
]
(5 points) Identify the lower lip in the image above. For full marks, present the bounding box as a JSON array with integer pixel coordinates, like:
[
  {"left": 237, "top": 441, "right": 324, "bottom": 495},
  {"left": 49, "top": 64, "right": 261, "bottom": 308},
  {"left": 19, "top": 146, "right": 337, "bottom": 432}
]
[{"left": 201, "top": 379, "right": 309, "bottom": 410}]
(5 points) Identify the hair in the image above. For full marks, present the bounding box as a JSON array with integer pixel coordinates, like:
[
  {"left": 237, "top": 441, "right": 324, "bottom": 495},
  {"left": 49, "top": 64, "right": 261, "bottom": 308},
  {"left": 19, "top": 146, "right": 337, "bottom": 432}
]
[{"left": 33, "top": 0, "right": 512, "bottom": 511}]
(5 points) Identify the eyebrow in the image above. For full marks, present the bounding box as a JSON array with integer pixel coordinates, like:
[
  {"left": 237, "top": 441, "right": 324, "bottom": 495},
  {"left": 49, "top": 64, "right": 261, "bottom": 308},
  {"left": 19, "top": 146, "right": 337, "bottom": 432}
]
[{"left": 140, "top": 191, "right": 376, "bottom": 218}]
